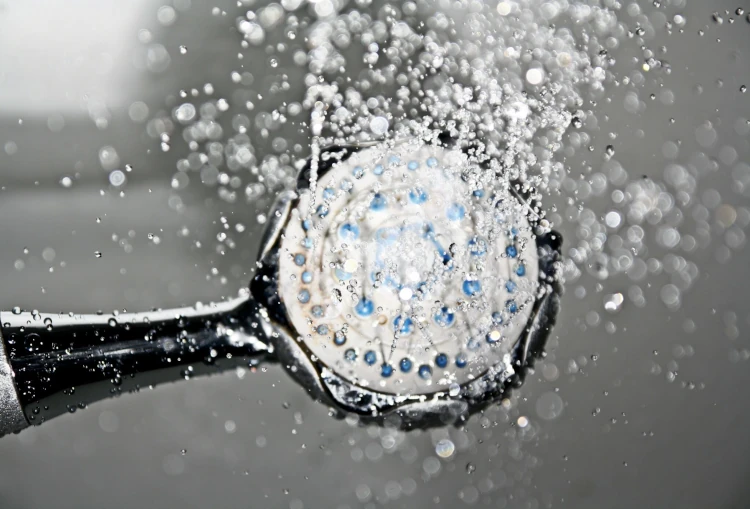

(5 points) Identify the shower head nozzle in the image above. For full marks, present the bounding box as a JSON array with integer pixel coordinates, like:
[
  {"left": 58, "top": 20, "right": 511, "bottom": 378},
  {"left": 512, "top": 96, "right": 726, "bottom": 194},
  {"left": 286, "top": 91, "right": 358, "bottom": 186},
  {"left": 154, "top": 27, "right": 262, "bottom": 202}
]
[{"left": 251, "top": 135, "right": 562, "bottom": 427}]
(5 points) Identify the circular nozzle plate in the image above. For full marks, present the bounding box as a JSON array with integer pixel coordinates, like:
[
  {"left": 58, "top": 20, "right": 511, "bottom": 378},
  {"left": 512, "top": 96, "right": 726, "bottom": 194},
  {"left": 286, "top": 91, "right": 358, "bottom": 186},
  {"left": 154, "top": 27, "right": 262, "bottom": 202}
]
[{"left": 275, "top": 138, "right": 545, "bottom": 399}]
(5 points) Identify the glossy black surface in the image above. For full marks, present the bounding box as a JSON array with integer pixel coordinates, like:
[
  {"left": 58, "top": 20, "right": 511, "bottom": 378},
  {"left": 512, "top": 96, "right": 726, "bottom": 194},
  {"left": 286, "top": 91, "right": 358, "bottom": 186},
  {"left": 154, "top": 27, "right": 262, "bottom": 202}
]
[{"left": 1, "top": 297, "right": 270, "bottom": 424}]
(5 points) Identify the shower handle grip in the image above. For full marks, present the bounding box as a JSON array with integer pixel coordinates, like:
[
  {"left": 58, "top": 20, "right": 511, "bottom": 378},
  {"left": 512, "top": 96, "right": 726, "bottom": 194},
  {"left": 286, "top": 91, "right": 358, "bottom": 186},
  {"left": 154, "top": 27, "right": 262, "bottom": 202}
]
[{"left": 0, "top": 295, "right": 272, "bottom": 435}]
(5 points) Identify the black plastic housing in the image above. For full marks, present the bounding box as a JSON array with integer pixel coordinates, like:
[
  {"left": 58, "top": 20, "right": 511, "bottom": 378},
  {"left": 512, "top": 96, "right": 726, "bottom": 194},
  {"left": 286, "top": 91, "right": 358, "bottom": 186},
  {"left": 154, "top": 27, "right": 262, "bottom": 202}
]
[{"left": 1, "top": 297, "right": 270, "bottom": 425}]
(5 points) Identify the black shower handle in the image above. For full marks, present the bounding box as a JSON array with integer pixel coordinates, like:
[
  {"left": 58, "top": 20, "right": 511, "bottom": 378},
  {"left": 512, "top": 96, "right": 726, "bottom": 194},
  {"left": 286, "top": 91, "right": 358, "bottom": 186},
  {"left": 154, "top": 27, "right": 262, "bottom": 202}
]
[{"left": 0, "top": 295, "right": 272, "bottom": 435}]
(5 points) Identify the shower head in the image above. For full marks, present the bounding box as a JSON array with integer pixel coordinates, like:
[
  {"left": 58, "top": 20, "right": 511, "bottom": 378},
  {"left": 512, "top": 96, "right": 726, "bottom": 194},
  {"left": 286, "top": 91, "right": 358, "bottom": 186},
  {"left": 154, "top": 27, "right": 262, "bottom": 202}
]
[
  {"left": 0, "top": 135, "right": 561, "bottom": 434},
  {"left": 251, "top": 135, "right": 562, "bottom": 426}
]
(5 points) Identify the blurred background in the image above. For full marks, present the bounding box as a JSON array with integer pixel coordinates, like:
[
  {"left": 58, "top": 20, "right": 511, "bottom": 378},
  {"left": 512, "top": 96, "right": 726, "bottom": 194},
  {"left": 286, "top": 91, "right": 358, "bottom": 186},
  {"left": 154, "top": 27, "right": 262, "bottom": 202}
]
[{"left": 0, "top": 0, "right": 749, "bottom": 508}]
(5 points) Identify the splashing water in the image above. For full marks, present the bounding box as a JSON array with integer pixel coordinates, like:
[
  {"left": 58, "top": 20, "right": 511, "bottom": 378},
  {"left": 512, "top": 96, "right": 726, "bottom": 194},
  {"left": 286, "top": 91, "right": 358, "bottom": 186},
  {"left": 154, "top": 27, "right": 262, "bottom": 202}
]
[
  {"left": 7, "top": 0, "right": 743, "bottom": 506},
  {"left": 154, "top": 0, "right": 620, "bottom": 288},
  {"left": 148, "top": 0, "right": 731, "bottom": 407}
]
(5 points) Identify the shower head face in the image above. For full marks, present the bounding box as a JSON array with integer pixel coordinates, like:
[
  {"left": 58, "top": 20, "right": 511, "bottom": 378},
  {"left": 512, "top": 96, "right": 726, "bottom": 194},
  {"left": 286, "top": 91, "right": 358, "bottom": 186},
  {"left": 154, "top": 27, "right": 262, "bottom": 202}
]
[{"left": 253, "top": 137, "right": 559, "bottom": 423}]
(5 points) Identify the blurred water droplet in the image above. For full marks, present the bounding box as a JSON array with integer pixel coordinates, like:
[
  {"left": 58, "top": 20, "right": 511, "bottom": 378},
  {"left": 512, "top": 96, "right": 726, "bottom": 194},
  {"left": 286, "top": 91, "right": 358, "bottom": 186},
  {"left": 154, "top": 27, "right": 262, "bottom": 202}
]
[
  {"left": 435, "top": 439, "right": 455, "bottom": 458},
  {"left": 536, "top": 392, "right": 564, "bottom": 420},
  {"left": 109, "top": 170, "right": 126, "bottom": 187}
]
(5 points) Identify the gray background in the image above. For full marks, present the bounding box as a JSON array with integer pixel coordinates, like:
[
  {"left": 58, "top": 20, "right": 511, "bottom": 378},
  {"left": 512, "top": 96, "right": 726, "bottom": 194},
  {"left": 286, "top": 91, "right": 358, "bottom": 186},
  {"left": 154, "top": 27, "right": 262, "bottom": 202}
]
[{"left": 0, "top": 0, "right": 749, "bottom": 508}]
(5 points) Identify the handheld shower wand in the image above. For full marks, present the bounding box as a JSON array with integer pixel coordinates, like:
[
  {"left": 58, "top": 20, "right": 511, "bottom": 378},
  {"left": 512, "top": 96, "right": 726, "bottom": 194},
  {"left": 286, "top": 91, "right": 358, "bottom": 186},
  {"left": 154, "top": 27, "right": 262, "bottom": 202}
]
[
  {"left": 0, "top": 297, "right": 271, "bottom": 432},
  {"left": 0, "top": 135, "right": 561, "bottom": 434}
]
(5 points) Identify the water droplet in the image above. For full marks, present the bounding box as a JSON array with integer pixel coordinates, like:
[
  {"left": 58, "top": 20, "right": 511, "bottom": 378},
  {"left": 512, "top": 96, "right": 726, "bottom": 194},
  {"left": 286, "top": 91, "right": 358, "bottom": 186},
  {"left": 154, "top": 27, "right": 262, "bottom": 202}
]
[
  {"left": 369, "top": 116, "right": 389, "bottom": 135},
  {"left": 435, "top": 439, "right": 455, "bottom": 458},
  {"left": 448, "top": 383, "right": 460, "bottom": 397},
  {"left": 536, "top": 392, "right": 564, "bottom": 420}
]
